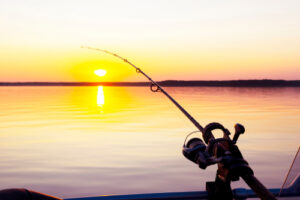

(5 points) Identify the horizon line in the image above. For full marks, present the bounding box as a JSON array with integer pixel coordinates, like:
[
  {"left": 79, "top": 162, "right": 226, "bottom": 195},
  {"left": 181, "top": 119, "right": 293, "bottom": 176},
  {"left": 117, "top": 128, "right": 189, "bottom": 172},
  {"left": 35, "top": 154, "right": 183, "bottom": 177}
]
[
  {"left": 1, "top": 79, "right": 300, "bottom": 87},
  {"left": 1, "top": 79, "right": 300, "bottom": 82}
]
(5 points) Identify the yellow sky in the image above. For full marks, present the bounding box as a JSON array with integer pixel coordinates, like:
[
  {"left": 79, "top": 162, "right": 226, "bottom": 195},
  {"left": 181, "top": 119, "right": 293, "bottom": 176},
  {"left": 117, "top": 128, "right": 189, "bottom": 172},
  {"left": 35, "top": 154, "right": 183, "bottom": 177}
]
[{"left": 0, "top": 0, "right": 299, "bottom": 81}]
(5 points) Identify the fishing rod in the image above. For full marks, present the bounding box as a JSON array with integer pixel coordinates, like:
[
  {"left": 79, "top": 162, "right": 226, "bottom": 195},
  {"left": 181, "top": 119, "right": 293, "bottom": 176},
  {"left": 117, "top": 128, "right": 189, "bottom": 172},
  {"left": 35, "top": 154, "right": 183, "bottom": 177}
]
[
  {"left": 81, "top": 46, "right": 204, "bottom": 132},
  {"left": 82, "top": 46, "right": 277, "bottom": 199}
]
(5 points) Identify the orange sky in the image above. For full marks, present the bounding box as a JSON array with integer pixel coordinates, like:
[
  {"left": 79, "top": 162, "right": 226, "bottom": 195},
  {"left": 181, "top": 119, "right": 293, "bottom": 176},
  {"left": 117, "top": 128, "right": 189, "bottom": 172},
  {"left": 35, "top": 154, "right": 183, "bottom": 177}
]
[{"left": 0, "top": 0, "right": 299, "bottom": 82}]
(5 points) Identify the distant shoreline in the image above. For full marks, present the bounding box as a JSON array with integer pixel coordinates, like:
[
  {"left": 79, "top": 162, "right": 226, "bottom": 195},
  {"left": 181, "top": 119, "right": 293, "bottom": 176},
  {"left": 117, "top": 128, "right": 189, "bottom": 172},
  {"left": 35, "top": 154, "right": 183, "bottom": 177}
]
[{"left": 1, "top": 80, "right": 300, "bottom": 87}]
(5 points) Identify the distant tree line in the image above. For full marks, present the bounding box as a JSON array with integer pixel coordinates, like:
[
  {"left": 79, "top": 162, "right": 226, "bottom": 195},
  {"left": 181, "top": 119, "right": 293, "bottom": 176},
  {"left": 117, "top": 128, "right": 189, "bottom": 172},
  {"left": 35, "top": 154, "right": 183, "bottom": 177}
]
[{"left": 1, "top": 80, "right": 300, "bottom": 87}]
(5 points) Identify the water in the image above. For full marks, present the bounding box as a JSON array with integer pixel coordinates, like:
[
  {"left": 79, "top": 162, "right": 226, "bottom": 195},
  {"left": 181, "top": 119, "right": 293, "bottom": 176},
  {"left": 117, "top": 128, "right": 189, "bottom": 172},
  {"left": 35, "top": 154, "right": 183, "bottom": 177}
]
[{"left": 0, "top": 86, "right": 299, "bottom": 198}]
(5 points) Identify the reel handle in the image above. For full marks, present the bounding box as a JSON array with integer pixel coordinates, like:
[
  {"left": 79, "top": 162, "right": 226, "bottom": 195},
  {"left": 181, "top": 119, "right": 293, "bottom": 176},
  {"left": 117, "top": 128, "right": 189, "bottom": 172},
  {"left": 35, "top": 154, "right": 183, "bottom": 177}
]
[{"left": 232, "top": 123, "right": 245, "bottom": 144}]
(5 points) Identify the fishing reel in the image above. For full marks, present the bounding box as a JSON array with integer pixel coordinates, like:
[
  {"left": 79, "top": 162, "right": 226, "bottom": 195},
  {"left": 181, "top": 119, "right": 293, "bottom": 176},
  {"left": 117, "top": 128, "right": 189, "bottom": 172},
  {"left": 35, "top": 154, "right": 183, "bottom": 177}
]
[{"left": 183, "top": 122, "right": 253, "bottom": 182}]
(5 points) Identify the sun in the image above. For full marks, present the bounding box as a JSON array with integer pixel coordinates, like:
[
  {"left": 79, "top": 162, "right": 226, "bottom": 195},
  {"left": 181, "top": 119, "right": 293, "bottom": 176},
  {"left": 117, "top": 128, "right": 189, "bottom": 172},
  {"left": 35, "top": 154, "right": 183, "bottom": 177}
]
[{"left": 94, "top": 69, "right": 107, "bottom": 77}]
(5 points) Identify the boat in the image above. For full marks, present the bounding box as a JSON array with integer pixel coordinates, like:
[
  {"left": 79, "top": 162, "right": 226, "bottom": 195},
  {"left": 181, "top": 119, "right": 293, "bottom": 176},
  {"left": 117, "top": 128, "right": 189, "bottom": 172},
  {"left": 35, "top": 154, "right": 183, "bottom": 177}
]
[{"left": 66, "top": 183, "right": 299, "bottom": 200}]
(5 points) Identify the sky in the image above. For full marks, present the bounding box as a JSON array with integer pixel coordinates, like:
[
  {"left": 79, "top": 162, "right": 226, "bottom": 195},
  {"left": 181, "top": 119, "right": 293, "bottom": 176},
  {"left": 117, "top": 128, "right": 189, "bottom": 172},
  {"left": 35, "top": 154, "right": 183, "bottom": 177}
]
[{"left": 0, "top": 0, "right": 299, "bottom": 82}]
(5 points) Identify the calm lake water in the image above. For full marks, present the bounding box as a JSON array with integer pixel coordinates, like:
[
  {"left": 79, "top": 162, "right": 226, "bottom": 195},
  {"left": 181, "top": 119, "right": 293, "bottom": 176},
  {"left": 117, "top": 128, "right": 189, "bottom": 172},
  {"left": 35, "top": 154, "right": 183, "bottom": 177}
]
[{"left": 0, "top": 86, "right": 299, "bottom": 198}]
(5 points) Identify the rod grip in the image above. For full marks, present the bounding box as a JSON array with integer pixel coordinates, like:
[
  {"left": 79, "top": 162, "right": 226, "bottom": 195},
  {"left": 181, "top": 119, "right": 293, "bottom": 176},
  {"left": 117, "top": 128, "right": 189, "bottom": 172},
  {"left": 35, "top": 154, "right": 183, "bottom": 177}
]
[{"left": 242, "top": 174, "right": 277, "bottom": 200}]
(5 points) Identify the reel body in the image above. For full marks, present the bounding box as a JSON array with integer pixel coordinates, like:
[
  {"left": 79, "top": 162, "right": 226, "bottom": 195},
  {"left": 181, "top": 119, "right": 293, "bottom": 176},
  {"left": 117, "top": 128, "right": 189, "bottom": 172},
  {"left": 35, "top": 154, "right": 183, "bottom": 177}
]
[
  {"left": 182, "top": 122, "right": 263, "bottom": 200},
  {"left": 183, "top": 122, "right": 251, "bottom": 181}
]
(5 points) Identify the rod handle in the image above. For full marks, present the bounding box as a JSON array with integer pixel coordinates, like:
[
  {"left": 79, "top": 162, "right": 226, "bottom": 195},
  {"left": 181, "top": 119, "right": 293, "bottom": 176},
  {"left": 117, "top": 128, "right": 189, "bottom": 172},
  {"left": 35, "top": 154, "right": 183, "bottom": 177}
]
[{"left": 242, "top": 174, "right": 277, "bottom": 200}]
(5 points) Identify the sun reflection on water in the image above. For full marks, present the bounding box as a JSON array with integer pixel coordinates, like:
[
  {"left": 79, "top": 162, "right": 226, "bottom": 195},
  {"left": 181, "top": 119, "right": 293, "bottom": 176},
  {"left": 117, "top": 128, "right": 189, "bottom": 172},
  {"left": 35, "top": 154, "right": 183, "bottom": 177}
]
[{"left": 97, "top": 86, "right": 105, "bottom": 106}]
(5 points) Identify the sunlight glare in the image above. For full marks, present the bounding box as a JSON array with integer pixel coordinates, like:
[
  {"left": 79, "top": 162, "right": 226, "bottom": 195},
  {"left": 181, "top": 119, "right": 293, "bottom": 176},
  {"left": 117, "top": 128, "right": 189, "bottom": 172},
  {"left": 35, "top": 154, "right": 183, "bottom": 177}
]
[{"left": 95, "top": 69, "right": 107, "bottom": 77}]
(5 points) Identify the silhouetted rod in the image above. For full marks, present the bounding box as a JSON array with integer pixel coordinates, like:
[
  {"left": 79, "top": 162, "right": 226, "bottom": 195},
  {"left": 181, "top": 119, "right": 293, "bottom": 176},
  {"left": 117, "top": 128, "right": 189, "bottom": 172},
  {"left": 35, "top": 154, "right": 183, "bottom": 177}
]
[
  {"left": 81, "top": 46, "right": 204, "bottom": 132},
  {"left": 242, "top": 174, "right": 277, "bottom": 200}
]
